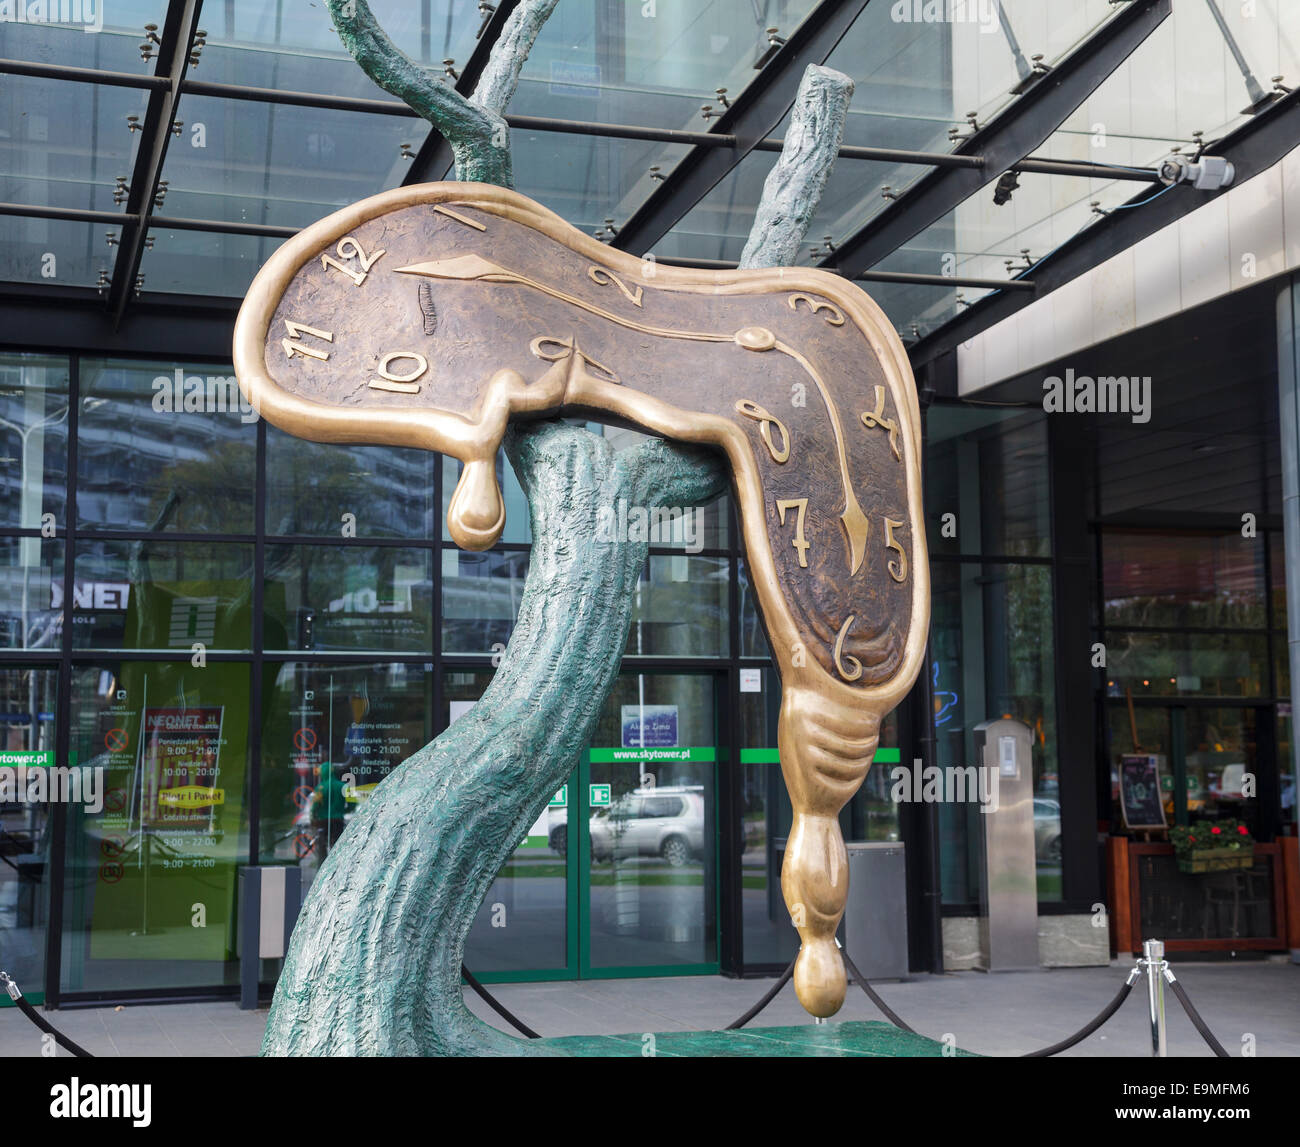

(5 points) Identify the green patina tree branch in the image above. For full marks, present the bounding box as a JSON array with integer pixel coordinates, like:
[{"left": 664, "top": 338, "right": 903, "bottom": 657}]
[
  {"left": 262, "top": 3, "right": 855, "bottom": 1055},
  {"left": 323, "top": 0, "right": 559, "bottom": 186},
  {"left": 741, "top": 64, "right": 854, "bottom": 270}
]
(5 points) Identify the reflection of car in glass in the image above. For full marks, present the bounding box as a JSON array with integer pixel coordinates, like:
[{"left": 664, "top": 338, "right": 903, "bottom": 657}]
[
  {"left": 548, "top": 806, "right": 569, "bottom": 856},
  {"left": 1033, "top": 798, "right": 1060, "bottom": 862},
  {"left": 590, "top": 787, "right": 705, "bottom": 867},
  {"left": 1208, "top": 763, "right": 1247, "bottom": 802}
]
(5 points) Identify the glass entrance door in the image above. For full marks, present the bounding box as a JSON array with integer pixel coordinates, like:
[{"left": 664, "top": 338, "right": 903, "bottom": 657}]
[
  {"left": 580, "top": 671, "right": 720, "bottom": 976},
  {"left": 454, "top": 667, "right": 723, "bottom": 983},
  {"left": 0, "top": 665, "right": 57, "bottom": 1005}
]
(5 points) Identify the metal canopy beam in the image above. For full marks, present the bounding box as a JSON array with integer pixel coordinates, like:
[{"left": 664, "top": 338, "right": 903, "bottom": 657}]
[
  {"left": 821, "top": 0, "right": 1171, "bottom": 281},
  {"left": 106, "top": 0, "right": 205, "bottom": 323},
  {"left": 402, "top": 0, "right": 521, "bottom": 187},
  {"left": 908, "top": 88, "right": 1300, "bottom": 372},
  {"left": 0, "top": 58, "right": 167, "bottom": 90},
  {"left": 611, "top": 0, "right": 873, "bottom": 256}
]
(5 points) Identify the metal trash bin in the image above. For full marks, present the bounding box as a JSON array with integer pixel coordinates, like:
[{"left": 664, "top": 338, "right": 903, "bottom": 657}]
[{"left": 842, "top": 841, "right": 908, "bottom": 981}]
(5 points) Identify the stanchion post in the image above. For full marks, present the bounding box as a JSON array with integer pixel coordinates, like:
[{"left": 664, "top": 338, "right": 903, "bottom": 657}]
[{"left": 1141, "top": 939, "right": 1168, "bottom": 1057}]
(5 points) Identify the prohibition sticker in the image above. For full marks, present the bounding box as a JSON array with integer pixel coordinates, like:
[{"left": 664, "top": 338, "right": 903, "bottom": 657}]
[
  {"left": 105, "top": 728, "right": 129, "bottom": 752},
  {"left": 294, "top": 727, "right": 318, "bottom": 752},
  {"left": 292, "top": 784, "right": 313, "bottom": 809},
  {"left": 104, "top": 788, "right": 127, "bottom": 814},
  {"left": 99, "top": 861, "right": 124, "bottom": 884}
]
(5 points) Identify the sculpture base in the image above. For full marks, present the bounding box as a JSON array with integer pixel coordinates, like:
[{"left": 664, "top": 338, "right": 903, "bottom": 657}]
[{"left": 539, "top": 1020, "right": 976, "bottom": 1057}]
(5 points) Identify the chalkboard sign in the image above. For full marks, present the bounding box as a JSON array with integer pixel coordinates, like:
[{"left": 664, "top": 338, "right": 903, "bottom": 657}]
[{"left": 1120, "top": 753, "right": 1167, "bottom": 830}]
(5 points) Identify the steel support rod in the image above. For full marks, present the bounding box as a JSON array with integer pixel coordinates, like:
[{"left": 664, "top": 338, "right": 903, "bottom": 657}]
[
  {"left": 1141, "top": 939, "right": 1168, "bottom": 1057},
  {"left": 0, "top": 57, "right": 168, "bottom": 90},
  {"left": 0, "top": 58, "right": 1159, "bottom": 181},
  {"left": 0, "top": 203, "right": 139, "bottom": 226}
]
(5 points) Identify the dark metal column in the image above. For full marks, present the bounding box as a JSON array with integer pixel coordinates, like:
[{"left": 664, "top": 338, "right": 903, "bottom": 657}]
[
  {"left": 106, "top": 0, "right": 206, "bottom": 323},
  {"left": 1048, "top": 415, "right": 1101, "bottom": 909},
  {"left": 1276, "top": 274, "right": 1300, "bottom": 963}
]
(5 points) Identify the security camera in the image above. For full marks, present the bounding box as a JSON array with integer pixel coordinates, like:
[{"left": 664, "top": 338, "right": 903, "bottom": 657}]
[{"left": 1157, "top": 153, "right": 1235, "bottom": 190}]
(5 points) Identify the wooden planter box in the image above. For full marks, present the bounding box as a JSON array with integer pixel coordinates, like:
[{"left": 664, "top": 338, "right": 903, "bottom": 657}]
[
  {"left": 1176, "top": 847, "right": 1254, "bottom": 874},
  {"left": 1106, "top": 838, "right": 1291, "bottom": 954}
]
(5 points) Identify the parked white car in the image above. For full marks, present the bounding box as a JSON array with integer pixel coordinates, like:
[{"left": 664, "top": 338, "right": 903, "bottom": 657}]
[{"left": 589, "top": 787, "right": 706, "bottom": 867}]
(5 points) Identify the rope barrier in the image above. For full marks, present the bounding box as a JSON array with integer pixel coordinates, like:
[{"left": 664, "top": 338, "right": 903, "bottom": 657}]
[
  {"left": 4, "top": 938, "right": 1237, "bottom": 1058},
  {"left": 1021, "top": 970, "right": 1139, "bottom": 1058},
  {"left": 0, "top": 971, "right": 94, "bottom": 1058},
  {"left": 1164, "top": 968, "right": 1230, "bottom": 1058},
  {"left": 840, "top": 946, "right": 916, "bottom": 1033},
  {"left": 724, "top": 957, "right": 795, "bottom": 1030},
  {"left": 460, "top": 964, "right": 541, "bottom": 1039},
  {"left": 460, "top": 944, "right": 1233, "bottom": 1056}
]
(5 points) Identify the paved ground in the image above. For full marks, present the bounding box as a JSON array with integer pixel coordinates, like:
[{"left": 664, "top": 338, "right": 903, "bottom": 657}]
[{"left": 2, "top": 958, "right": 1295, "bottom": 1056}]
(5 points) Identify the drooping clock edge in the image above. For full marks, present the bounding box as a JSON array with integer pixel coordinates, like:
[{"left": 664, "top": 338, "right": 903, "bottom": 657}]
[{"left": 233, "top": 180, "right": 929, "bottom": 719}]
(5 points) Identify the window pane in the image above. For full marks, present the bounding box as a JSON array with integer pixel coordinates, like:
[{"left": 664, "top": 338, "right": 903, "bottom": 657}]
[
  {"left": 441, "top": 548, "right": 528, "bottom": 654},
  {"left": 0, "top": 76, "right": 148, "bottom": 215},
  {"left": 71, "top": 539, "right": 253, "bottom": 652},
  {"left": 446, "top": 669, "right": 571, "bottom": 974},
  {"left": 1102, "top": 630, "right": 1270, "bottom": 700},
  {"left": 586, "top": 671, "right": 718, "bottom": 970},
  {"left": 259, "top": 662, "right": 434, "bottom": 867},
  {"left": 932, "top": 560, "right": 1058, "bottom": 902},
  {"left": 0, "top": 3, "right": 167, "bottom": 74},
  {"left": 62, "top": 661, "right": 250, "bottom": 994},
  {"left": 516, "top": 0, "right": 819, "bottom": 131},
  {"left": 266, "top": 430, "right": 435, "bottom": 539},
  {"left": 198, "top": 0, "right": 478, "bottom": 99},
  {"left": 624, "top": 555, "right": 728, "bottom": 658},
  {"left": 160, "top": 95, "right": 429, "bottom": 232},
  {"left": 1102, "top": 530, "right": 1267, "bottom": 628},
  {"left": 0, "top": 353, "right": 69, "bottom": 529},
  {"left": 0, "top": 666, "right": 59, "bottom": 998},
  {"left": 737, "top": 557, "right": 771, "bottom": 660},
  {"left": 78, "top": 359, "right": 256, "bottom": 534},
  {"left": 0, "top": 537, "right": 63, "bottom": 651},
  {"left": 1185, "top": 707, "right": 1260, "bottom": 836},
  {"left": 141, "top": 227, "right": 285, "bottom": 298},
  {"left": 926, "top": 406, "right": 1049, "bottom": 558},
  {"left": 265, "top": 545, "right": 434, "bottom": 654}
]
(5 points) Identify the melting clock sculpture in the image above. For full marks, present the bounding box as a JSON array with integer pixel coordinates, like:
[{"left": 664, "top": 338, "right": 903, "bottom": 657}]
[{"left": 234, "top": 182, "right": 929, "bottom": 1019}]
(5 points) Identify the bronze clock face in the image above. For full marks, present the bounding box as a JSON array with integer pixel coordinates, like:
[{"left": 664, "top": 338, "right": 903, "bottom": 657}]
[{"left": 234, "top": 182, "right": 928, "bottom": 706}]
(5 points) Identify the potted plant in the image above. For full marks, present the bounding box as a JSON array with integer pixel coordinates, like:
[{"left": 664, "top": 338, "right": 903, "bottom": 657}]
[{"left": 1169, "top": 819, "right": 1255, "bottom": 874}]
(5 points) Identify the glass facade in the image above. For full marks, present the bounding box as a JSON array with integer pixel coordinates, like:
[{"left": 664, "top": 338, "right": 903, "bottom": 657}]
[
  {"left": 0, "top": 350, "right": 774, "bottom": 999},
  {"left": 1098, "top": 527, "right": 1289, "bottom": 839},
  {"left": 925, "top": 407, "right": 1060, "bottom": 904}
]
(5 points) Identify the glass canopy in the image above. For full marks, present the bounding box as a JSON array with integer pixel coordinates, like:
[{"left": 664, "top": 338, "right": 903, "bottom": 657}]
[{"left": 0, "top": 0, "right": 1295, "bottom": 347}]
